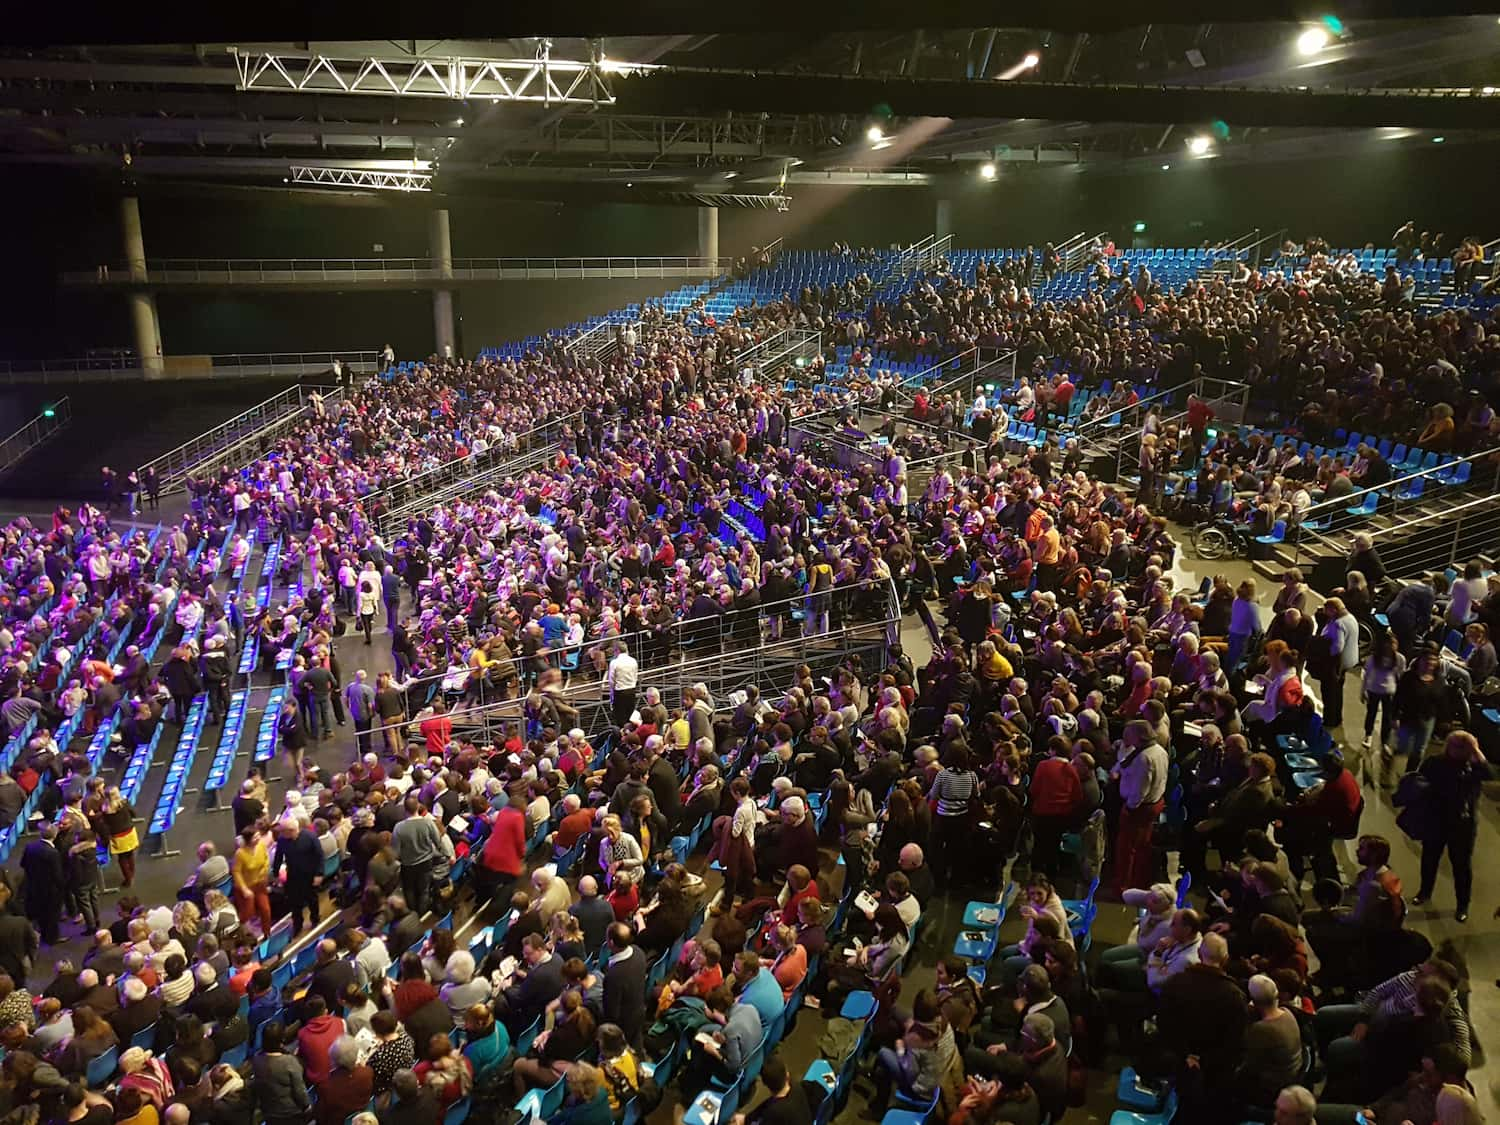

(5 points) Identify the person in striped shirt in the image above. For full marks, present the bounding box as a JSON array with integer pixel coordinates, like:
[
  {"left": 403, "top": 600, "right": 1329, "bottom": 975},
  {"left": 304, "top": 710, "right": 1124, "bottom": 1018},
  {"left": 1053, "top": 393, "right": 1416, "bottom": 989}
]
[{"left": 927, "top": 745, "right": 978, "bottom": 886}]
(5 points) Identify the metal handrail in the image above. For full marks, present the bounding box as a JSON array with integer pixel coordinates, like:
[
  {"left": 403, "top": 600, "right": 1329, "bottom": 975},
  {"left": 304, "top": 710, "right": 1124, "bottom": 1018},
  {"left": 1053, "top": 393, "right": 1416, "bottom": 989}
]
[
  {"left": 173, "top": 386, "right": 343, "bottom": 494},
  {"left": 370, "top": 412, "right": 582, "bottom": 531},
  {"left": 1351, "top": 491, "right": 1500, "bottom": 582},
  {"left": 66, "top": 256, "right": 735, "bottom": 284},
  {"left": 361, "top": 576, "right": 901, "bottom": 746},
  {"left": 0, "top": 350, "right": 379, "bottom": 380},
  {"left": 0, "top": 398, "right": 70, "bottom": 478},
  {"left": 135, "top": 384, "right": 310, "bottom": 487},
  {"left": 1298, "top": 440, "right": 1500, "bottom": 521},
  {"left": 1069, "top": 383, "right": 1183, "bottom": 443},
  {"left": 375, "top": 443, "right": 564, "bottom": 539},
  {"left": 734, "top": 327, "right": 819, "bottom": 372},
  {"left": 372, "top": 574, "right": 901, "bottom": 701}
]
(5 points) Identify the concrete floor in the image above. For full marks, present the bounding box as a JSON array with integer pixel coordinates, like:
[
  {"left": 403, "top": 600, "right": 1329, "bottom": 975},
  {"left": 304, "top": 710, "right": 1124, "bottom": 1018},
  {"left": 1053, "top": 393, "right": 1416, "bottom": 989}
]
[{"left": 7, "top": 511, "right": 1498, "bottom": 1122}]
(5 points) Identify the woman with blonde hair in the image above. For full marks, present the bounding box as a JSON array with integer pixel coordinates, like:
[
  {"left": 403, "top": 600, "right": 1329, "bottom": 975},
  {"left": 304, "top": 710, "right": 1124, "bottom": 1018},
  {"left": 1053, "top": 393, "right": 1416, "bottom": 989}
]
[
  {"left": 171, "top": 900, "right": 202, "bottom": 943},
  {"left": 99, "top": 785, "right": 139, "bottom": 888}
]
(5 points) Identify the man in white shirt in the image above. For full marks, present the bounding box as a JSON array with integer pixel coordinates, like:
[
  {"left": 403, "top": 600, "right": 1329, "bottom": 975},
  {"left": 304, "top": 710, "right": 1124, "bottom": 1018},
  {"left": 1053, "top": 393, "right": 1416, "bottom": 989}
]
[
  {"left": 1145, "top": 908, "right": 1203, "bottom": 993},
  {"left": 605, "top": 642, "right": 639, "bottom": 728},
  {"left": 1112, "top": 719, "right": 1169, "bottom": 894}
]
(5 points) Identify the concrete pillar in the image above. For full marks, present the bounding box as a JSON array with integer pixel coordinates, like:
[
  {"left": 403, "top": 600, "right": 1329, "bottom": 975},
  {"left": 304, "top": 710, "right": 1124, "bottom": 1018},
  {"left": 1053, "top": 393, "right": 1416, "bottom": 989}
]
[
  {"left": 429, "top": 208, "right": 456, "bottom": 359},
  {"left": 935, "top": 198, "right": 953, "bottom": 240},
  {"left": 697, "top": 206, "right": 720, "bottom": 263},
  {"left": 121, "top": 197, "right": 163, "bottom": 377}
]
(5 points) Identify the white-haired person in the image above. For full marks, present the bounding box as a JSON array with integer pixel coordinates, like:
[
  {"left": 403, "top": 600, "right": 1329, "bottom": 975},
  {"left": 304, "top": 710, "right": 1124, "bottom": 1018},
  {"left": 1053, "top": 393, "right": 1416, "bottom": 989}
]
[
  {"left": 439, "top": 950, "right": 492, "bottom": 1027},
  {"left": 1235, "top": 973, "right": 1304, "bottom": 1110}
]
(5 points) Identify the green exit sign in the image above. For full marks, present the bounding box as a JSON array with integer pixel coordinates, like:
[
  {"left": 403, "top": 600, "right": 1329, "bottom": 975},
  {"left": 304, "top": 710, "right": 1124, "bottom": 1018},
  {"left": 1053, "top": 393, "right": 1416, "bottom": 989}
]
[{"left": 1133, "top": 221, "right": 1148, "bottom": 233}]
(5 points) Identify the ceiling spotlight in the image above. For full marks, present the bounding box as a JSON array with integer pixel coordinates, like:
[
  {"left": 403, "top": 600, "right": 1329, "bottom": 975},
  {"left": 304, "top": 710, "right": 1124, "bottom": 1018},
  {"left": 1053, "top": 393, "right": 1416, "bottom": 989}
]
[
  {"left": 1023, "top": 52, "right": 1040, "bottom": 68},
  {"left": 979, "top": 162, "right": 997, "bottom": 180},
  {"left": 455, "top": 117, "right": 464, "bottom": 126},
  {"left": 866, "top": 125, "right": 884, "bottom": 143},
  {"left": 1296, "top": 27, "right": 1330, "bottom": 56},
  {"left": 1432, "top": 136, "right": 1446, "bottom": 143},
  {"left": 1485, "top": 87, "right": 1498, "bottom": 95},
  {"left": 1161, "top": 163, "right": 1171, "bottom": 171},
  {"left": 1187, "top": 135, "right": 1212, "bottom": 156},
  {"left": 723, "top": 171, "right": 738, "bottom": 179}
]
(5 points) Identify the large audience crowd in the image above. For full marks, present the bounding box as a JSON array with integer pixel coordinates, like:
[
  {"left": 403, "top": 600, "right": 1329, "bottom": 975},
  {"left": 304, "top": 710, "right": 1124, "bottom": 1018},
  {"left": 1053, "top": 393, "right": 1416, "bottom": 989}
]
[{"left": 0, "top": 228, "right": 1492, "bottom": 1125}]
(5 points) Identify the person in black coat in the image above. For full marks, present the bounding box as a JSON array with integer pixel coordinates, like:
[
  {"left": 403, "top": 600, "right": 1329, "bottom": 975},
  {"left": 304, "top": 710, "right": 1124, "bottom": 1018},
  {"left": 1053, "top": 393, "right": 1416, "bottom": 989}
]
[
  {"left": 271, "top": 821, "right": 323, "bottom": 935},
  {"left": 498, "top": 934, "right": 565, "bottom": 1035},
  {"left": 161, "top": 647, "right": 203, "bottom": 725},
  {"left": 1410, "top": 730, "right": 1492, "bottom": 922},
  {"left": 644, "top": 749, "right": 683, "bottom": 828},
  {"left": 20, "top": 824, "right": 65, "bottom": 944},
  {"left": 308, "top": 939, "right": 357, "bottom": 1013},
  {"left": 601, "top": 923, "right": 648, "bottom": 1051},
  {"left": 278, "top": 700, "right": 308, "bottom": 780}
]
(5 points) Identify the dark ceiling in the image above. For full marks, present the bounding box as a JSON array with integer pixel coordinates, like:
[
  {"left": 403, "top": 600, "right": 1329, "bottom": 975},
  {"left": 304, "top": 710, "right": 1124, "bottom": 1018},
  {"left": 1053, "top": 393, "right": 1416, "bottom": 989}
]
[{"left": 1, "top": 12, "right": 1497, "bottom": 203}]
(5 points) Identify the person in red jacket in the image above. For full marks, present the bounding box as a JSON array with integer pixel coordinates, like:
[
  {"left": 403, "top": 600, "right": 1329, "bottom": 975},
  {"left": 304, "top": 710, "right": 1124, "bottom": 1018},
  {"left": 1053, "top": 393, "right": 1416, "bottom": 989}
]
[
  {"left": 478, "top": 796, "right": 528, "bottom": 903},
  {"left": 1029, "top": 736, "right": 1083, "bottom": 879},
  {"left": 1280, "top": 754, "right": 1363, "bottom": 884},
  {"left": 295, "top": 994, "right": 346, "bottom": 1084}
]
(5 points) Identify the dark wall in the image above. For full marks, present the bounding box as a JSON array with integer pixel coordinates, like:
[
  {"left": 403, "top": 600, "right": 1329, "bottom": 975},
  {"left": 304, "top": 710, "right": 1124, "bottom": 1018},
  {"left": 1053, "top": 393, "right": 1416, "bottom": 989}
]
[
  {"left": 154, "top": 291, "right": 432, "bottom": 359},
  {"left": 5, "top": 141, "right": 1500, "bottom": 363}
]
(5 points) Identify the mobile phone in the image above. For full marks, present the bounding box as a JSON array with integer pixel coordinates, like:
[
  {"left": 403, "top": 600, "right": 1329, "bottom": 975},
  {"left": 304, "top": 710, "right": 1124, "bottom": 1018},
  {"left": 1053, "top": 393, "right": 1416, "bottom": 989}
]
[{"left": 1353, "top": 1113, "right": 1371, "bottom": 1125}]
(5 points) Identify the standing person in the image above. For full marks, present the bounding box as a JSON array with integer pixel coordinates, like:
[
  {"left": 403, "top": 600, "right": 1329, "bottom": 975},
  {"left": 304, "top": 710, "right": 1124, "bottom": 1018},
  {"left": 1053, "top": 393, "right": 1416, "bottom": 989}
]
[
  {"left": 20, "top": 823, "right": 65, "bottom": 944},
  {"left": 604, "top": 642, "right": 638, "bottom": 729},
  {"left": 200, "top": 636, "right": 232, "bottom": 726},
  {"left": 251, "top": 1022, "right": 311, "bottom": 1125},
  {"left": 374, "top": 672, "right": 407, "bottom": 757},
  {"left": 233, "top": 827, "right": 273, "bottom": 935},
  {"left": 302, "top": 658, "right": 335, "bottom": 743},
  {"left": 709, "top": 778, "right": 757, "bottom": 916},
  {"left": 1393, "top": 647, "right": 1447, "bottom": 775},
  {"left": 345, "top": 670, "right": 377, "bottom": 756},
  {"left": 161, "top": 646, "right": 202, "bottom": 726},
  {"left": 1360, "top": 631, "right": 1405, "bottom": 755},
  {"left": 391, "top": 795, "right": 441, "bottom": 917},
  {"left": 142, "top": 466, "right": 160, "bottom": 512},
  {"left": 1317, "top": 597, "right": 1360, "bottom": 732},
  {"left": 927, "top": 746, "right": 978, "bottom": 887},
  {"left": 1028, "top": 737, "right": 1083, "bottom": 879},
  {"left": 100, "top": 785, "right": 139, "bottom": 889},
  {"left": 381, "top": 567, "right": 402, "bottom": 637},
  {"left": 357, "top": 563, "right": 380, "bottom": 645},
  {"left": 1407, "top": 731, "right": 1490, "bottom": 923},
  {"left": 1111, "top": 720, "right": 1169, "bottom": 895},
  {"left": 278, "top": 699, "right": 308, "bottom": 781},
  {"left": 272, "top": 819, "right": 324, "bottom": 936},
  {"left": 1226, "top": 579, "right": 1262, "bottom": 672},
  {"left": 805, "top": 554, "right": 834, "bottom": 637}
]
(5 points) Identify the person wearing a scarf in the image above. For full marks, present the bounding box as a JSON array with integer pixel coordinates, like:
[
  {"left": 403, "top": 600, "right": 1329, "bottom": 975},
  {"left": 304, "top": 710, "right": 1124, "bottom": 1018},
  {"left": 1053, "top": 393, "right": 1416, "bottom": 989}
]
[{"left": 117, "top": 1047, "right": 175, "bottom": 1109}]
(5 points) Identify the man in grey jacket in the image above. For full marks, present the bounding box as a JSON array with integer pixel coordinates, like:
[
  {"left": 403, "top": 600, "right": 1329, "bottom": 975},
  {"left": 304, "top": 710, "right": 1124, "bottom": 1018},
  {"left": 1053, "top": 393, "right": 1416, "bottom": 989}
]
[
  {"left": 391, "top": 794, "right": 442, "bottom": 915},
  {"left": 344, "top": 669, "right": 377, "bottom": 756}
]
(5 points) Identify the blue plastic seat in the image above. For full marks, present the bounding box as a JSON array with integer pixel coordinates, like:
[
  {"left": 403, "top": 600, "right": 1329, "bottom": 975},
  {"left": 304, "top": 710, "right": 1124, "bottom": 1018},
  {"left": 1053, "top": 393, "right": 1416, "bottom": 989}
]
[
  {"left": 1109, "top": 1088, "right": 1178, "bottom": 1124},
  {"left": 86, "top": 1045, "right": 118, "bottom": 1088},
  {"left": 1117, "top": 1067, "right": 1168, "bottom": 1111},
  {"left": 1255, "top": 519, "right": 1287, "bottom": 545}
]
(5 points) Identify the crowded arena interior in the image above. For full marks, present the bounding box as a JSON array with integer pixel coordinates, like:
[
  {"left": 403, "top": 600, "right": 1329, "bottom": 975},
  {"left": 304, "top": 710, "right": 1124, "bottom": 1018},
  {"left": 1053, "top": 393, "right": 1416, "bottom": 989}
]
[{"left": 0, "top": 8, "right": 1499, "bottom": 1125}]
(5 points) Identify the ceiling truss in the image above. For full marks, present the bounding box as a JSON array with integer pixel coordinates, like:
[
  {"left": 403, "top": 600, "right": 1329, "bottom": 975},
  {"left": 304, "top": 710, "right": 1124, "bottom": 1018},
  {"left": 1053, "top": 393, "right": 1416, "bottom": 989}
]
[
  {"left": 227, "top": 47, "right": 619, "bottom": 104},
  {"left": 288, "top": 165, "right": 432, "bottom": 191}
]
